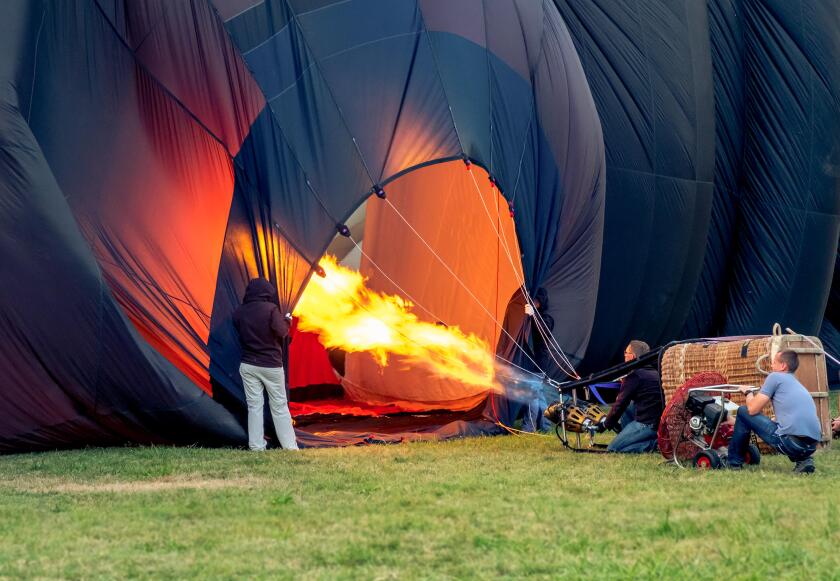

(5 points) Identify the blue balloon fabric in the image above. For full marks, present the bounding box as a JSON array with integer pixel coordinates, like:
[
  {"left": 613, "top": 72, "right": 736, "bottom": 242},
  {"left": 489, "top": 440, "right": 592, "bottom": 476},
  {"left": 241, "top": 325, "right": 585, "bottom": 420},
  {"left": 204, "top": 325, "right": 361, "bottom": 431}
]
[{"left": 0, "top": 0, "right": 837, "bottom": 451}]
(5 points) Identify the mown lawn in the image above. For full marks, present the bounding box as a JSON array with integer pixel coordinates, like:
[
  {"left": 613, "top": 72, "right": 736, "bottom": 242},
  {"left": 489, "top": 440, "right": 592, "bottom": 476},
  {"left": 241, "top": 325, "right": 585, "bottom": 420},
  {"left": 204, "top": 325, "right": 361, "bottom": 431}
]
[{"left": 1, "top": 398, "right": 839, "bottom": 579}]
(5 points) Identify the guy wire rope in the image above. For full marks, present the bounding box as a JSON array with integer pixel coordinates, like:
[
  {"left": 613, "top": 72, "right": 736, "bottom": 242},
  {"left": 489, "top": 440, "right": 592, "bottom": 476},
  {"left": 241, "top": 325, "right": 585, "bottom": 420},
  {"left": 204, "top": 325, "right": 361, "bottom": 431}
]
[{"left": 466, "top": 168, "right": 580, "bottom": 378}]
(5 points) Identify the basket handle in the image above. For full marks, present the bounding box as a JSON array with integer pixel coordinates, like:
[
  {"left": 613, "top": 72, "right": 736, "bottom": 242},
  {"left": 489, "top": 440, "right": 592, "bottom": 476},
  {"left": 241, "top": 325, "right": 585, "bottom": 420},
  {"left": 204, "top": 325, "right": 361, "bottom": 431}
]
[{"left": 755, "top": 353, "right": 771, "bottom": 376}]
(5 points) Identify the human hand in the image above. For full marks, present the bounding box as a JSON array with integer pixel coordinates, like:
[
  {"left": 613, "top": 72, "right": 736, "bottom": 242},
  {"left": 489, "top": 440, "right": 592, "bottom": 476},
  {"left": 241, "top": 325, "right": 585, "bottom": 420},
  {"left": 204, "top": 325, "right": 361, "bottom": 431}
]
[
  {"left": 524, "top": 304, "right": 535, "bottom": 317},
  {"left": 738, "top": 387, "right": 752, "bottom": 396}
]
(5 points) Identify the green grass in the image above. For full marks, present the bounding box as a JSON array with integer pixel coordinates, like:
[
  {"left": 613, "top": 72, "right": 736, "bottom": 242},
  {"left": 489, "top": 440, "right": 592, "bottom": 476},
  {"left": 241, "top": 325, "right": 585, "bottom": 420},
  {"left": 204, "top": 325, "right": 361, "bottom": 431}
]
[{"left": 1, "top": 394, "right": 838, "bottom": 580}]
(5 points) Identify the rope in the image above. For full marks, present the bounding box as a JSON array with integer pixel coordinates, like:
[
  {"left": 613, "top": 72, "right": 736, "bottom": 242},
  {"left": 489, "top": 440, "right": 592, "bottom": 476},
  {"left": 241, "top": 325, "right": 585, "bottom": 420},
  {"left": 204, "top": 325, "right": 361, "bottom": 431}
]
[
  {"left": 465, "top": 168, "right": 580, "bottom": 378},
  {"left": 316, "top": 264, "right": 552, "bottom": 437},
  {"left": 495, "top": 353, "right": 544, "bottom": 379},
  {"left": 347, "top": 230, "right": 549, "bottom": 379},
  {"left": 381, "top": 197, "right": 550, "bottom": 377},
  {"left": 330, "top": 215, "right": 557, "bottom": 437},
  {"left": 347, "top": 235, "right": 442, "bottom": 323},
  {"left": 498, "top": 423, "right": 553, "bottom": 437},
  {"left": 322, "top": 269, "right": 509, "bottom": 394},
  {"left": 488, "top": 388, "right": 553, "bottom": 437},
  {"left": 786, "top": 327, "right": 840, "bottom": 367},
  {"left": 466, "top": 168, "right": 577, "bottom": 375},
  {"left": 353, "top": 238, "right": 549, "bottom": 383}
]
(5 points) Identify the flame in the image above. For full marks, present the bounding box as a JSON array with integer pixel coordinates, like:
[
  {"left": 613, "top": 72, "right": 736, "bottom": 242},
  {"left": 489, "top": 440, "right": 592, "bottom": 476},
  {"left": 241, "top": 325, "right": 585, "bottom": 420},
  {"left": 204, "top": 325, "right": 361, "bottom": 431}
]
[{"left": 294, "top": 256, "right": 498, "bottom": 390}]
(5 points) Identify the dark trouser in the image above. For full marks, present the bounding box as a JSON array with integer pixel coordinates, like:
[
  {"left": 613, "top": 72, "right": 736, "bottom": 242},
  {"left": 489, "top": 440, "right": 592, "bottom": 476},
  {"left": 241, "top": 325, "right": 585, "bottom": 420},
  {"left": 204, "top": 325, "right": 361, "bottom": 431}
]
[{"left": 728, "top": 406, "right": 817, "bottom": 466}]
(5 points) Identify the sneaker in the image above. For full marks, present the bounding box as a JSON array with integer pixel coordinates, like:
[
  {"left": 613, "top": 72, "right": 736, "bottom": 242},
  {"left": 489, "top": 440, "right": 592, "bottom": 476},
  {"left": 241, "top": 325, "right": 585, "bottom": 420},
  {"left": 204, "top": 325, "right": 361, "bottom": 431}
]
[{"left": 793, "top": 458, "right": 815, "bottom": 474}]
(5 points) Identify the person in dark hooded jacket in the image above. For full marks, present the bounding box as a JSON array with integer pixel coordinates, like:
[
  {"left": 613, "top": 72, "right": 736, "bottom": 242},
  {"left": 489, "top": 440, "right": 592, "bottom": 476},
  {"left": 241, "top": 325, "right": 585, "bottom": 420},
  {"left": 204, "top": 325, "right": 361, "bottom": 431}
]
[
  {"left": 601, "top": 340, "right": 663, "bottom": 453},
  {"left": 233, "top": 278, "right": 298, "bottom": 450},
  {"left": 496, "top": 287, "right": 557, "bottom": 432},
  {"left": 527, "top": 288, "right": 555, "bottom": 372},
  {"left": 521, "top": 287, "right": 554, "bottom": 432}
]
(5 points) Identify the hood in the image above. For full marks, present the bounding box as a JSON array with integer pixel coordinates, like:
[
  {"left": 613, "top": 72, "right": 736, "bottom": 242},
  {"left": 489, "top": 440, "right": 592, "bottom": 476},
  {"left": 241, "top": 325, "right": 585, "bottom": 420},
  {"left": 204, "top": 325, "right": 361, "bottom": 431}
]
[
  {"left": 534, "top": 287, "right": 549, "bottom": 311},
  {"left": 243, "top": 278, "right": 277, "bottom": 304}
]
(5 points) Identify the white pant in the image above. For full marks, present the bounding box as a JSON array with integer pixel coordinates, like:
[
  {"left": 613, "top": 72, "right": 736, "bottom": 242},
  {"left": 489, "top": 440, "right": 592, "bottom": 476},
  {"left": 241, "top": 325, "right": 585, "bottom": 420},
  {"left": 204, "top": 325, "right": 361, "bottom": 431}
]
[{"left": 239, "top": 362, "right": 299, "bottom": 450}]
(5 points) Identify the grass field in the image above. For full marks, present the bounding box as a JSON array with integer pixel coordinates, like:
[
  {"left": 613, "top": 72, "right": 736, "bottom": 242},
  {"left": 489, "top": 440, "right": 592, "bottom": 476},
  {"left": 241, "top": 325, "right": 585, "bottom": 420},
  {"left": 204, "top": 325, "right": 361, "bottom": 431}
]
[{"left": 1, "top": 398, "right": 839, "bottom": 579}]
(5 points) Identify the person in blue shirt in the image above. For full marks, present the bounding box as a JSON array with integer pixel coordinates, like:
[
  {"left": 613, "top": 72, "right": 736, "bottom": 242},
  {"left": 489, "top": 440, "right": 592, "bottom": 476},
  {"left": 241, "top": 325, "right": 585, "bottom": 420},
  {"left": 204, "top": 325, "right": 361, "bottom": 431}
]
[{"left": 728, "top": 350, "right": 821, "bottom": 473}]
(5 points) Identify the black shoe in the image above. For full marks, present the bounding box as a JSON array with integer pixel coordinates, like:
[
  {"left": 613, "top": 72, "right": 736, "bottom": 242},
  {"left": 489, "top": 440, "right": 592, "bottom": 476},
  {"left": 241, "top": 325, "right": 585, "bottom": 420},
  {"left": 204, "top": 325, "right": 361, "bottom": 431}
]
[{"left": 793, "top": 458, "right": 815, "bottom": 474}]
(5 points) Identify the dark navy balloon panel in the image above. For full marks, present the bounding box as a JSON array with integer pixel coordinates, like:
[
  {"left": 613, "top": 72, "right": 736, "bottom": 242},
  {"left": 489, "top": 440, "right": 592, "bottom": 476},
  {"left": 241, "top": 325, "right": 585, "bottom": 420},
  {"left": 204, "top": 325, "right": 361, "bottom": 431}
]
[
  {"left": 217, "top": 0, "right": 606, "bottom": 370},
  {"left": 2, "top": 0, "right": 839, "bottom": 452},
  {"left": 682, "top": 0, "right": 747, "bottom": 338},
  {"left": 0, "top": 0, "right": 607, "bottom": 450},
  {"left": 723, "top": 0, "right": 840, "bottom": 337},
  {"left": 29, "top": 0, "right": 242, "bottom": 394},
  {"left": 821, "top": 246, "right": 840, "bottom": 387},
  {"left": 556, "top": 0, "right": 840, "bottom": 372},
  {"left": 0, "top": 83, "right": 244, "bottom": 453},
  {"left": 97, "top": 0, "right": 265, "bottom": 156},
  {"left": 554, "top": 0, "right": 716, "bottom": 369}
]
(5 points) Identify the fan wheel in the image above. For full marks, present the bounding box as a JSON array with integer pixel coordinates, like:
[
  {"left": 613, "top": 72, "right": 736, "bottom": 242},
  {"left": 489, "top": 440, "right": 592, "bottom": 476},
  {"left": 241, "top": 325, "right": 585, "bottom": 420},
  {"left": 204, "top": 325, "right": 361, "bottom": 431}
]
[{"left": 692, "top": 449, "right": 722, "bottom": 470}]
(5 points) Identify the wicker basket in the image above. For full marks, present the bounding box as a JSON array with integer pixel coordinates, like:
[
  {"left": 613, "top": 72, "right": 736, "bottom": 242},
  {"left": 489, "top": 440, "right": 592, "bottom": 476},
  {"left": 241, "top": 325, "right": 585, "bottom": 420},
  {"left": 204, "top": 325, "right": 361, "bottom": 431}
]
[{"left": 660, "top": 326, "right": 832, "bottom": 448}]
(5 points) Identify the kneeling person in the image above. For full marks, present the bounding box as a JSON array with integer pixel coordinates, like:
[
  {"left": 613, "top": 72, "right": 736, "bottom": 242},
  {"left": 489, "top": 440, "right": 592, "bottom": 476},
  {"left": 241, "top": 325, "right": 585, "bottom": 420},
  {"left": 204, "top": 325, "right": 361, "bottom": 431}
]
[
  {"left": 602, "top": 341, "right": 664, "bottom": 453},
  {"left": 728, "top": 350, "right": 821, "bottom": 473}
]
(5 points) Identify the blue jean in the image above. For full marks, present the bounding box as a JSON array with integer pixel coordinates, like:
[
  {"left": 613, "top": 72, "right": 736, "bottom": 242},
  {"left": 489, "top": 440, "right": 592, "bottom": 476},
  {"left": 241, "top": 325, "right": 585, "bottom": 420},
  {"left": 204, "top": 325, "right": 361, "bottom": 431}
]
[
  {"left": 522, "top": 396, "right": 549, "bottom": 432},
  {"left": 608, "top": 420, "right": 658, "bottom": 453},
  {"left": 728, "top": 406, "right": 816, "bottom": 466}
]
